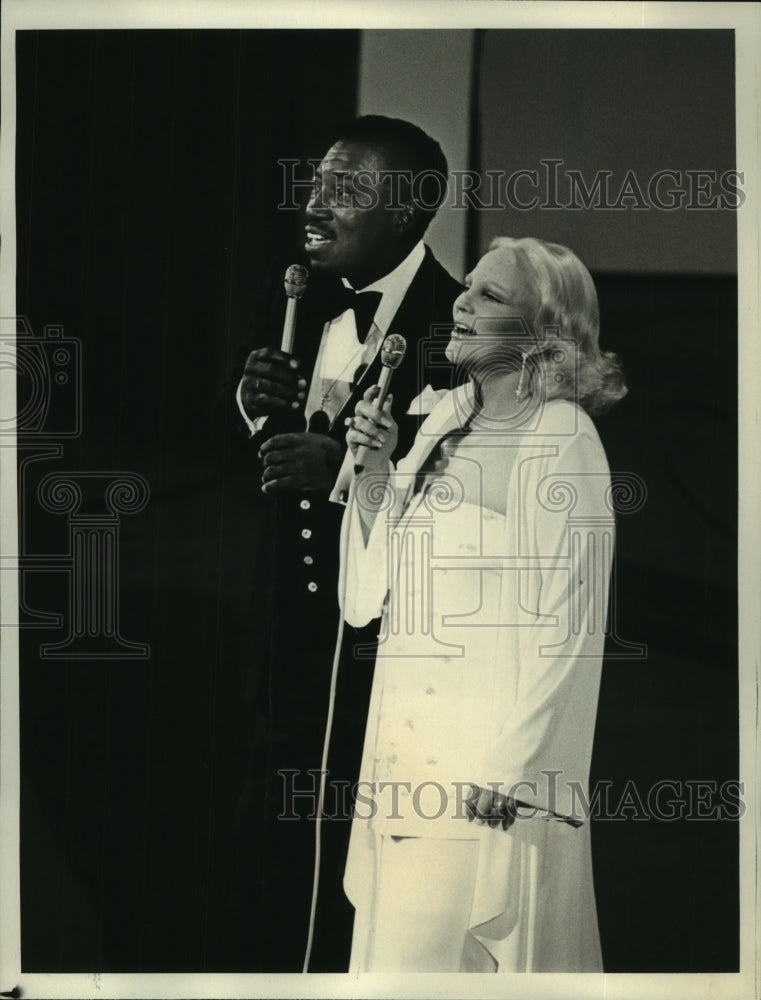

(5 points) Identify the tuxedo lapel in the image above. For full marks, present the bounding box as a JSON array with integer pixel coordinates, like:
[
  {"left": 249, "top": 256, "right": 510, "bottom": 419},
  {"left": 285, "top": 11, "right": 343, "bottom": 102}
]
[
  {"left": 292, "top": 274, "right": 346, "bottom": 383},
  {"left": 330, "top": 247, "right": 446, "bottom": 434}
]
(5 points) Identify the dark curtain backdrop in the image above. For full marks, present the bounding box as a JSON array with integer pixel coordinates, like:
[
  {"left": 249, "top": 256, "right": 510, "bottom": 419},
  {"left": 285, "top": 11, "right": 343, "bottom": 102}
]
[
  {"left": 587, "top": 274, "right": 738, "bottom": 972},
  {"left": 15, "top": 28, "right": 359, "bottom": 971}
]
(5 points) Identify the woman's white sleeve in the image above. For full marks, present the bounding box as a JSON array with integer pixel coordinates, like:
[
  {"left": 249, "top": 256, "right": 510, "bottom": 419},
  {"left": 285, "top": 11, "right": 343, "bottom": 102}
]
[
  {"left": 477, "top": 431, "right": 615, "bottom": 822},
  {"left": 337, "top": 466, "right": 401, "bottom": 627}
]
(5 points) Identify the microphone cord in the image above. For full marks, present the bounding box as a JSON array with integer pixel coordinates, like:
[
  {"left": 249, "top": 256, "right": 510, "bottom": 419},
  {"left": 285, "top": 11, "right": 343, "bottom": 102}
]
[{"left": 302, "top": 473, "right": 358, "bottom": 973}]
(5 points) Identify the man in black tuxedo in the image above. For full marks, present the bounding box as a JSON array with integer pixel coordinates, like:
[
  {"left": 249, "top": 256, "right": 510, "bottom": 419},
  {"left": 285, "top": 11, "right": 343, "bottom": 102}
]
[{"left": 229, "top": 115, "right": 462, "bottom": 972}]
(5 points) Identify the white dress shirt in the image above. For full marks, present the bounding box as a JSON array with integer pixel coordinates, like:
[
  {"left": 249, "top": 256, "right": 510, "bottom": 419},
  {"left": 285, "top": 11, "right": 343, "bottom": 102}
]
[{"left": 237, "top": 241, "right": 425, "bottom": 436}]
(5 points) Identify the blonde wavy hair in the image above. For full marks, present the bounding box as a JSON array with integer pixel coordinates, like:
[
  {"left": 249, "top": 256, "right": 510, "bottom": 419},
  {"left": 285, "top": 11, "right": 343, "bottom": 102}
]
[{"left": 489, "top": 236, "right": 628, "bottom": 415}]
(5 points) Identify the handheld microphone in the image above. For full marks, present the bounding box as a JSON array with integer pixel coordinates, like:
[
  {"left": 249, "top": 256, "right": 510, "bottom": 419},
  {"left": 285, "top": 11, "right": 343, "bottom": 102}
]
[
  {"left": 354, "top": 333, "right": 407, "bottom": 474},
  {"left": 280, "top": 264, "right": 309, "bottom": 354}
]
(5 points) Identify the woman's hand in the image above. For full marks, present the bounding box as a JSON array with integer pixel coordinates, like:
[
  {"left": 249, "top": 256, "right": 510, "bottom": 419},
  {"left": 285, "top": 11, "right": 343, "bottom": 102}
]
[
  {"left": 465, "top": 785, "right": 517, "bottom": 831},
  {"left": 345, "top": 385, "right": 398, "bottom": 473}
]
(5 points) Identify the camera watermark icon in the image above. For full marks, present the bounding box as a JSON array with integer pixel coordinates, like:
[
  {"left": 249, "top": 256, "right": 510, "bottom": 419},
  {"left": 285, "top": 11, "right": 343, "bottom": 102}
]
[
  {"left": 0, "top": 316, "right": 81, "bottom": 438},
  {"left": 2, "top": 317, "right": 151, "bottom": 658},
  {"left": 414, "top": 324, "right": 582, "bottom": 438}
]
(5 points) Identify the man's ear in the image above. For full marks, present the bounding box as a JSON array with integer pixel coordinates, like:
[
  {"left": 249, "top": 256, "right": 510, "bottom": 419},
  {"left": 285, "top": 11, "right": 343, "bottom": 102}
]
[{"left": 391, "top": 201, "right": 416, "bottom": 236}]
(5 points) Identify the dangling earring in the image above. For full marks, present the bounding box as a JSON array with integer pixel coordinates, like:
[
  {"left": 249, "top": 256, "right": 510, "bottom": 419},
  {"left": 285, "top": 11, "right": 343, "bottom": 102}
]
[{"left": 515, "top": 352, "right": 529, "bottom": 400}]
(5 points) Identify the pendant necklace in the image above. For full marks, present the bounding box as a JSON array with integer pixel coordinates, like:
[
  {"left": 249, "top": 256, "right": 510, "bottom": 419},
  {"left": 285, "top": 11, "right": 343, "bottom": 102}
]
[
  {"left": 308, "top": 344, "right": 366, "bottom": 434},
  {"left": 317, "top": 343, "right": 367, "bottom": 416}
]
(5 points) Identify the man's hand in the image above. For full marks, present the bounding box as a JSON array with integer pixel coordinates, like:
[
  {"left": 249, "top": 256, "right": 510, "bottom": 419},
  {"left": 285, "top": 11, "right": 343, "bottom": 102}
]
[
  {"left": 259, "top": 433, "right": 343, "bottom": 493},
  {"left": 240, "top": 347, "right": 307, "bottom": 419},
  {"left": 465, "top": 785, "right": 517, "bottom": 831}
]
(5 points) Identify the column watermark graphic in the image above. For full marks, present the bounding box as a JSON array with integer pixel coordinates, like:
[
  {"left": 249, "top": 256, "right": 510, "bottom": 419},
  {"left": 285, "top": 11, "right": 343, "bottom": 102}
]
[
  {"left": 1, "top": 316, "right": 151, "bottom": 659},
  {"left": 35, "top": 473, "right": 150, "bottom": 659},
  {"left": 351, "top": 329, "right": 649, "bottom": 667}
]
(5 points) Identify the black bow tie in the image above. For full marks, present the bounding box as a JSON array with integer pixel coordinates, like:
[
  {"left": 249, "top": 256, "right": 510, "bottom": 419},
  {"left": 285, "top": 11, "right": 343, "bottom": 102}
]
[{"left": 327, "top": 286, "right": 383, "bottom": 343}]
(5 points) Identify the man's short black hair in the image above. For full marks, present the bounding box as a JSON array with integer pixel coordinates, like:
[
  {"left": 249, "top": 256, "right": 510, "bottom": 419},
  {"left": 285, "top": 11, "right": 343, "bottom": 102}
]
[{"left": 334, "top": 115, "right": 449, "bottom": 234}]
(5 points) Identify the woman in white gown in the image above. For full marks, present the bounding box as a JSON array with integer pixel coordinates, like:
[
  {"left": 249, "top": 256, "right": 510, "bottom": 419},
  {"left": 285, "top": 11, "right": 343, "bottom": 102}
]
[{"left": 334, "top": 237, "right": 627, "bottom": 973}]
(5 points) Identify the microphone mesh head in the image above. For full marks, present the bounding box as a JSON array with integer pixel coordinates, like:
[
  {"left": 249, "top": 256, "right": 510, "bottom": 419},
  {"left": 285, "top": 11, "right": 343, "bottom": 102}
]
[
  {"left": 381, "top": 333, "right": 407, "bottom": 370},
  {"left": 284, "top": 264, "right": 309, "bottom": 298}
]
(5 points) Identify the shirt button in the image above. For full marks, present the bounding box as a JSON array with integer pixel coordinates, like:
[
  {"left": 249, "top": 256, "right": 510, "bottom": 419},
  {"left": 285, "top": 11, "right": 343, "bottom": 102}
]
[
  {"left": 303, "top": 555, "right": 314, "bottom": 565},
  {"left": 300, "top": 499, "right": 311, "bottom": 510},
  {"left": 307, "top": 582, "right": 318, "bottom": 593},
  {"left": 301, "top": 528, "right": 312, "bottom": 539}
]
